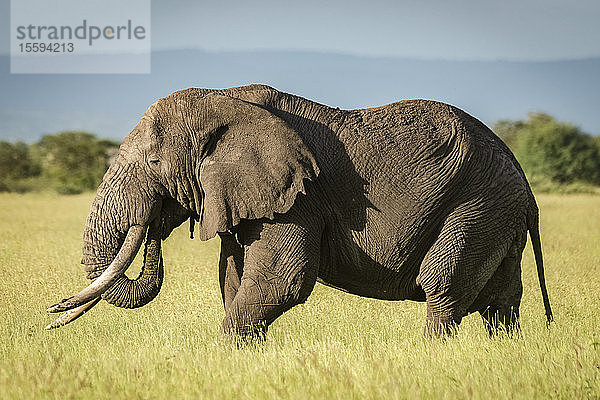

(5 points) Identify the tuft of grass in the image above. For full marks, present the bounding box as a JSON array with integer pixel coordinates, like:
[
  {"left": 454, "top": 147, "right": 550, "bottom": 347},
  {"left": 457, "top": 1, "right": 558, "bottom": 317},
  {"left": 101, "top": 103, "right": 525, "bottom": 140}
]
[{"left": 0, "top": 193, "right": 599, "bottom": 399}]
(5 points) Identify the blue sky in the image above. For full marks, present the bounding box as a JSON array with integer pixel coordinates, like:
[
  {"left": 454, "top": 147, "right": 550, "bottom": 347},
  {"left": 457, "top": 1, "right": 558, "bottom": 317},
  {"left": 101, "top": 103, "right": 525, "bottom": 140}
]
[
  {"left": 149, "top": 0, "right": 600, "bottom": 60},
  {"left": 1, "top": 0, "right": 599, "bottom": 141},
  {"left": 2, "top": 0, "right": 599, "bottom": 60}
]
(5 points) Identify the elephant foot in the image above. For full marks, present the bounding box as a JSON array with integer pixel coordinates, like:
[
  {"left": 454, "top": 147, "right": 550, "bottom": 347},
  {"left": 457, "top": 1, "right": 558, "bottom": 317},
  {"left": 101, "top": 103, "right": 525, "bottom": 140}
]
[
  {"left": 222, "top": 317, "right": 268, "bottom": 345},
  {"left": 423, "top": 313, "right": 462, "bottom": 338},
  {"left": 422, "top": 297, "right": 465, "bottom": 338}
]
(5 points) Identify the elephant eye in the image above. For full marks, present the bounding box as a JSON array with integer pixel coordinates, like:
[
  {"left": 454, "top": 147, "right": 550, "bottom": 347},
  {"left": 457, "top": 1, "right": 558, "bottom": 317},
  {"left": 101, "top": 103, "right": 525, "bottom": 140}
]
[{"left": 148, "top": 158, "right": 160, "bottom": 165}]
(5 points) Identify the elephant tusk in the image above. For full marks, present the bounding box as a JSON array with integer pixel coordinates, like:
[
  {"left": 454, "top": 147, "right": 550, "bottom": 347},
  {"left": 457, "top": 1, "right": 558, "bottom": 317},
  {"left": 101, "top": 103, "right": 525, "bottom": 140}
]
[
  {"left": 44, "top": 297, "right": 101, "bottom": 330},
  {"left": 46, "top": 224, "right": 146, "bottom": 313}
]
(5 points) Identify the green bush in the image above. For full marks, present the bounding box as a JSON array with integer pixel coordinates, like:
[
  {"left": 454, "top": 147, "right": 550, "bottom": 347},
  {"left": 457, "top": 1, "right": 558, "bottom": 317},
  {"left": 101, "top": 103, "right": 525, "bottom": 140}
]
[
  {"left": 493, "top": 119, "right": 524, "bottom": 149},
  {"left": 35, "top": 131, "right": 119, "bottom": 194},
  {"left": 494, "top": 113, "right": 600, "bottom": 187},
  {"left": 0, "top": 132, "right": 118, "bottom": 194},
  {"left": 0, "top": 141, "right": 41, "bottom": 192}
]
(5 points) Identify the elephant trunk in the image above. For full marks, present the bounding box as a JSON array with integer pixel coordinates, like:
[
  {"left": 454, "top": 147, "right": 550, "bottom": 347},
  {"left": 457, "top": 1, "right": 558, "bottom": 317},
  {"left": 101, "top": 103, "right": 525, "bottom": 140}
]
[
  {"left": 81, "top": 171, "right": 165, "bottom": 310},
  {"left": 101, "top": 218, "right": 164, "bottom": 308},
  {"left": 47, "top": 171, "right": 166, "bottom": 323}
]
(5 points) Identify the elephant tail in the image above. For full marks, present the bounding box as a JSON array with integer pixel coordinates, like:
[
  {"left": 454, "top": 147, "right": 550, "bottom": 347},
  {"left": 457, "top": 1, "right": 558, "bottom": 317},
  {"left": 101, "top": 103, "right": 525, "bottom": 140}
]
[{"left": 527, "top": 205, "right": 553, "bottom": 327}]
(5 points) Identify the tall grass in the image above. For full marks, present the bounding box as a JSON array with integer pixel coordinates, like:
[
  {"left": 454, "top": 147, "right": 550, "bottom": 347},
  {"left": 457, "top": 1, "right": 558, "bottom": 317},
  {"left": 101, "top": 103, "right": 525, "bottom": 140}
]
[{"left": 0, "top": 193, "right": 598, "bottom": 399}]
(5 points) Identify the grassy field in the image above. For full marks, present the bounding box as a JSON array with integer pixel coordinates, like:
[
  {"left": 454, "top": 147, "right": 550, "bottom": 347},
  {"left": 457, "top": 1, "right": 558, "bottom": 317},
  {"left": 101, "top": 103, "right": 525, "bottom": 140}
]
[{"left": 0, "top": 193, "right": 599, "bottom": 399}]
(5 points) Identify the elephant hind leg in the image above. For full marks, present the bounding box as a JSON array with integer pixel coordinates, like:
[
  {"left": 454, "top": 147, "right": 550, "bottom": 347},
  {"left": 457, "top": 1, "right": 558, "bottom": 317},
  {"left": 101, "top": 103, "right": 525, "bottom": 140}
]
[
  {"left": 418, "top": 202, "right": 518, "bottom": 337},
  {"left": 480, "top": 304, "right": 520, "bottom": 336},
  {"left": 477, "top": 234, "right": 525, "bottom": 336}
]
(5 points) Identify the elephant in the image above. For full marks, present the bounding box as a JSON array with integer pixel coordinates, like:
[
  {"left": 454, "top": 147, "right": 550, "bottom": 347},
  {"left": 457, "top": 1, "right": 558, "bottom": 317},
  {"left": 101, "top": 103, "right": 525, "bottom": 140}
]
[{"left": 46, "top": 84, "right": 553, "bottom": 338}]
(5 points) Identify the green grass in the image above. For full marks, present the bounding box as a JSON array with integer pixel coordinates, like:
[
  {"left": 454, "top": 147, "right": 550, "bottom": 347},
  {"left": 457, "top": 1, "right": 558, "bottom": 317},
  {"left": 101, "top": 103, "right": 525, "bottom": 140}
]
[{"left": 0, "top": 193, "right": 599, "bottom": 399}]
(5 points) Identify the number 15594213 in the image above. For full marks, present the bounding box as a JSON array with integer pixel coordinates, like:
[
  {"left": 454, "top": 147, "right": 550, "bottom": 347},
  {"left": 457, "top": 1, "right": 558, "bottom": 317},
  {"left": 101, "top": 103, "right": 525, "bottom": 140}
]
[{"left": 18, "top": 43, "right": 74, "bottom": 53}]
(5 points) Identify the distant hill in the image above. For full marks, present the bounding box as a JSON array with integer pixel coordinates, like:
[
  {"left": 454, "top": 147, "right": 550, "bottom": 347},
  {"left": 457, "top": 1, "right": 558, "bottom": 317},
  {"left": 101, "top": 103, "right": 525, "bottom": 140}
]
[{"left": 1, "top": 50, "right": 599, "bottom": 141}]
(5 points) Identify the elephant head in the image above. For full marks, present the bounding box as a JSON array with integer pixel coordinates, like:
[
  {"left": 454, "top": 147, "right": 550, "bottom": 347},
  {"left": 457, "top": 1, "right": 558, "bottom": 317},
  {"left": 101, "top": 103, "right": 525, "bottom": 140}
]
[{"left": 46, "top": 89, "right": 319, "bottom": 328}]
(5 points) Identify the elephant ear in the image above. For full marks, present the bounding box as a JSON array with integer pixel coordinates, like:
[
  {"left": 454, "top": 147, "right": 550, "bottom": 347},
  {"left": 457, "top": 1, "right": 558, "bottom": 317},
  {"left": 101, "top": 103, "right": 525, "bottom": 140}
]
[{"left": 196, "top": 94, "right": 319, "bottom": 240}]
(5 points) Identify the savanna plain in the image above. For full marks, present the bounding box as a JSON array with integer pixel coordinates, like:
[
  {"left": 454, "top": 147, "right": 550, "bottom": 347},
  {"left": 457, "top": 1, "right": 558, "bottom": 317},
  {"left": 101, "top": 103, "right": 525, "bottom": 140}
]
[{"left": 0, "top": 193, "right": 599, "bottom": 399}]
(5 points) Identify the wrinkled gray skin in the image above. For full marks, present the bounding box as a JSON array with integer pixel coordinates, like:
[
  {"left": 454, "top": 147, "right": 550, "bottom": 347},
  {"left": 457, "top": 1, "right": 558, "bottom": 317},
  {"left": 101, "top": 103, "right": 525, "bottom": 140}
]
[{"left": 48, "top": 84, "right": 552, "bottom": 337}]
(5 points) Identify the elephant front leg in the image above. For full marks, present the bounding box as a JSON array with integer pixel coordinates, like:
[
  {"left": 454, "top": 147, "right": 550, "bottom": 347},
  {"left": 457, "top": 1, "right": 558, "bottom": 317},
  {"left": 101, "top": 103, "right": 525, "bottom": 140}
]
[
  {"left": 218, "top": 233, "right": 244, "bottom": 313},
  {"left": 221, "top": 218, "right": 321, "bottom": 339}
]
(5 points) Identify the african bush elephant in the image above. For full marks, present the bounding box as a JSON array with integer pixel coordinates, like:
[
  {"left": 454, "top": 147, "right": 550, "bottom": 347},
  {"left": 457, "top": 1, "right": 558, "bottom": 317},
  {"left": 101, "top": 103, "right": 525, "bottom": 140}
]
[{"left": 47, "top": 84, "right": 553, "bottom": 337}]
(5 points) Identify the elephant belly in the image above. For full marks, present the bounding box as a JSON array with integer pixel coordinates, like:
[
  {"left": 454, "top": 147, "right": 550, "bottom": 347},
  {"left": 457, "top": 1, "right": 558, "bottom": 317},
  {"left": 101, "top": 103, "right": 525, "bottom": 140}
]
[
  {"left": 317, "top": 226, "right": 428, "bottom": 301},
  {"left": 316, "top": 174, "right": 450, "bottom": 301}
]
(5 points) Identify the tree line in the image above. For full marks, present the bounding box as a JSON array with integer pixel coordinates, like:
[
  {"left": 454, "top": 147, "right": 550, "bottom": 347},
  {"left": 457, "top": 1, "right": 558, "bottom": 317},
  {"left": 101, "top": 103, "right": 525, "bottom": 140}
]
[
  {"left": 0, "top": 131, "right": 119, "bottom": 194},
  {"left": 494, "top": 113, "right": 600, "bottom": 192},
  {"left": 1, "top": 114, "right": 600, "bottom": 194}
]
